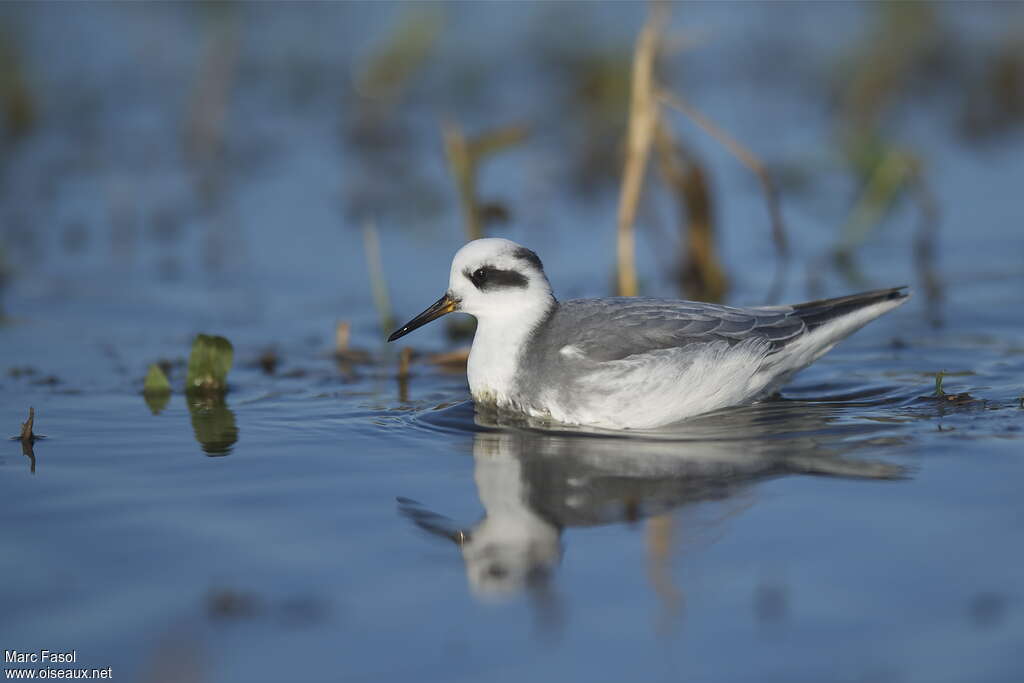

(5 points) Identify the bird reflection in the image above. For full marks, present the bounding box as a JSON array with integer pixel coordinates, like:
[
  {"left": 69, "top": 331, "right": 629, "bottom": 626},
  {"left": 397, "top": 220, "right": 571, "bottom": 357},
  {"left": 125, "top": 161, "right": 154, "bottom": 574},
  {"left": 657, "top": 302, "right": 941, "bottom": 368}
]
[{"left": 399, "top": 405, "right": 907, "bottom": 607}]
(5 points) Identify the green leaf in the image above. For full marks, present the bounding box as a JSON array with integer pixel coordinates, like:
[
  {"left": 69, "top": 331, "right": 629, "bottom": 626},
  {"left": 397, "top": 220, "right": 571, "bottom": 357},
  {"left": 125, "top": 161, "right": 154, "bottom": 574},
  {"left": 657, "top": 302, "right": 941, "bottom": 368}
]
[
  {"left": 144, "top": 364, "right": 171, "bottom": 394},
  {"left": 186, "top": 334, "right": 234, "bottom": 394},
  {"left": 143, "top": 363, "right": 172, "bottom": 414}
]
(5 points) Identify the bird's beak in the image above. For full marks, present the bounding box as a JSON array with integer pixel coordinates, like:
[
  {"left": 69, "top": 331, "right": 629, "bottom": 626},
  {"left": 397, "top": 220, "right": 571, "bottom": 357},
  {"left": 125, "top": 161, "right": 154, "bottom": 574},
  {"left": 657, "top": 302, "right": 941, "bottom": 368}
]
[{"left": 387, "top": 293, "right": 458, "bottom": 342}]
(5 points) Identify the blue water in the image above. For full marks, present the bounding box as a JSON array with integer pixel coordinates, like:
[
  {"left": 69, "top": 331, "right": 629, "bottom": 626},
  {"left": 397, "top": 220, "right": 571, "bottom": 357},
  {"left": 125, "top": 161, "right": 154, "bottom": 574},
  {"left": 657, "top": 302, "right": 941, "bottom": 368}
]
[{"left": 2, "top": 3, "right": 1023, "bottom": 682}]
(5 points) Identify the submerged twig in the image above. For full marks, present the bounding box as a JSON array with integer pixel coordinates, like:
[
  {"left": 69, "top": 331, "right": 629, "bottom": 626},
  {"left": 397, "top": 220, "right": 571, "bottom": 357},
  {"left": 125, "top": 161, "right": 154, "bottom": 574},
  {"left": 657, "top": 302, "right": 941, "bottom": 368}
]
[
  {"left": 658, "top": 88, "right": 789, "bottom": 302},
  {"left": 615, "top": 3, "right": 665, "bottom": 297}
]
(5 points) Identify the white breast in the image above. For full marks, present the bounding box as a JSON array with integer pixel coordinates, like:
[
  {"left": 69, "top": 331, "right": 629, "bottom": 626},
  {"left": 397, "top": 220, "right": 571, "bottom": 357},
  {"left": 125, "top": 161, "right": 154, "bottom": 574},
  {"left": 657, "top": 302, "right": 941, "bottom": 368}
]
[{"left": 467, "top": 319, "right": 530, "bottom": 406}]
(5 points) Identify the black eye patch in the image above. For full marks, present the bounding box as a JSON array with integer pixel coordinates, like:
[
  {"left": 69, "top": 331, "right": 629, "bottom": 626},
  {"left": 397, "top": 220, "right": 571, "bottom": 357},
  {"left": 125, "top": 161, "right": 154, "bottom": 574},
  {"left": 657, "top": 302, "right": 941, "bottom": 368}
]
[{"left": 464, "top": 266, "right": 529, "bottom": 290}]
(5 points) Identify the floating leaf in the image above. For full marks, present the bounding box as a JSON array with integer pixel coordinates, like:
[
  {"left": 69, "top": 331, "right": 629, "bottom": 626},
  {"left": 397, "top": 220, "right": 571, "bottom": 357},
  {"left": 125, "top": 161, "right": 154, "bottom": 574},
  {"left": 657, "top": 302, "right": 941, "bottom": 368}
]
[
  {"left": 186, "top": 334, "right": 234, "bottom": 394},
  {"left": 143, "top": 364, "right": 172, "bottom": 414},
  {"left": 144, "top": 363, "right": 171, "bottom": 394}
]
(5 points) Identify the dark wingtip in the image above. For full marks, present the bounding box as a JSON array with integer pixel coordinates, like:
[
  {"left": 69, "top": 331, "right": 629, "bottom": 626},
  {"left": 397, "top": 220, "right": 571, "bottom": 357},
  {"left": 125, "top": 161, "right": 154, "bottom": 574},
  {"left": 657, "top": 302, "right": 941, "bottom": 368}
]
[
  {"left": 793, "top": 286, "right": 910, "bottom": 331},
  {"left": 386, "top": 328, "right": 405, "bottom": 343}
]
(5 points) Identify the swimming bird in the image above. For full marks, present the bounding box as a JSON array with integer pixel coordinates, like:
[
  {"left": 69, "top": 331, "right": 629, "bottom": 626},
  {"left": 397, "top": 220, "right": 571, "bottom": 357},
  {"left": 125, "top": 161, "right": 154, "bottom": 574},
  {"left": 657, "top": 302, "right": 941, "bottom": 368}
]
[{"left": 387, "top": 238, "right": 908, "bottom": 429}]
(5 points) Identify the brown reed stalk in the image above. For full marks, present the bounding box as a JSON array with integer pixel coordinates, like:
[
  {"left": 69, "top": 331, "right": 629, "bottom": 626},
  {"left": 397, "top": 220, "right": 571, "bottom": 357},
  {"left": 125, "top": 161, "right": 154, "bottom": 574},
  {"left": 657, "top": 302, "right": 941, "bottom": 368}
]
[
  {"left": 654, "top": 122, "right": 727, "bottom": 302},
  {"left": 615, "top": 4, "right": 666, "bottom": 296},
  {"left": 657, "top": 89, "right": 789, "bottom": 301}
]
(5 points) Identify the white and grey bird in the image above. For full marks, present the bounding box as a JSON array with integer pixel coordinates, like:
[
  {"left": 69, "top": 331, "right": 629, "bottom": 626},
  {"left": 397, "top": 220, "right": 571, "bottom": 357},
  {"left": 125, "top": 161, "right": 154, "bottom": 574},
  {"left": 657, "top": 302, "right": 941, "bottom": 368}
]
[{"left": 388, "top": 238, "right": 908, "bottom": 430}]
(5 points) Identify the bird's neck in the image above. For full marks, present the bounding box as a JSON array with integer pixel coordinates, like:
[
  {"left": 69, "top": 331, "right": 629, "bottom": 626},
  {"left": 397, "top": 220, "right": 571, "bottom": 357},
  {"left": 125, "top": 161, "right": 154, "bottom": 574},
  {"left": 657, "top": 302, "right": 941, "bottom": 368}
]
[{"left": 467, "top": 296, "right": 554, "bottom": 406}]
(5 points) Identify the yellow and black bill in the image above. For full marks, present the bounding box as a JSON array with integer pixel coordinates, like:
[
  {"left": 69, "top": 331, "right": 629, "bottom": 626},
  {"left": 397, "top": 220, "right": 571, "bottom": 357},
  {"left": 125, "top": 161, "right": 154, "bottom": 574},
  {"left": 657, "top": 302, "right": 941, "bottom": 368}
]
[{"left": 387, "top": 293, "right": 458, "bottom": 342}]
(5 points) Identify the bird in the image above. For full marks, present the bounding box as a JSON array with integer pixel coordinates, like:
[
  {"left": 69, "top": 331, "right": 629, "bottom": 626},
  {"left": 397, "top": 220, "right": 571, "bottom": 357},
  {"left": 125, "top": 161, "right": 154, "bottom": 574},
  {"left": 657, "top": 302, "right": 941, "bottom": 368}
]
[{"left": 387, "top": 238, "right": 909, "bottom": 430}]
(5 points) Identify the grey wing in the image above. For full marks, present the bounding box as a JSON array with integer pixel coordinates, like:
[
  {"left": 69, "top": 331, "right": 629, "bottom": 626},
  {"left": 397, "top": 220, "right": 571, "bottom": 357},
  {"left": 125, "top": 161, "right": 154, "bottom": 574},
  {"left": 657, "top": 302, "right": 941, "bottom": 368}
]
[{"left": 554, "top": 298, "right": 806, "bottom": 362}]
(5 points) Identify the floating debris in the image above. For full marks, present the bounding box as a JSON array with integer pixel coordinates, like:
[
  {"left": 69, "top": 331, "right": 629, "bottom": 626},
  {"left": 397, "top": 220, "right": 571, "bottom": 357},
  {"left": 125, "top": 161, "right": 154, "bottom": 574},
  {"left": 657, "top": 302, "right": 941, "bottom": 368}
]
[
  {"left": 257, "top": 349, "right": 279, "bottom": 375},
  {"left": 333, "top": 321, "right": 372, "bottom": 364}
]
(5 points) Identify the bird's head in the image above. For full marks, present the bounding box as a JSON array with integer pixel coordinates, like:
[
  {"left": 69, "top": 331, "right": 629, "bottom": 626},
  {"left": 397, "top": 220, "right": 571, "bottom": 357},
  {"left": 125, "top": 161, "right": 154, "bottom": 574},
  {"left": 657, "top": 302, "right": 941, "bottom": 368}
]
[{"left": 388, "top": 238, "right": 553, "bottom": 342}]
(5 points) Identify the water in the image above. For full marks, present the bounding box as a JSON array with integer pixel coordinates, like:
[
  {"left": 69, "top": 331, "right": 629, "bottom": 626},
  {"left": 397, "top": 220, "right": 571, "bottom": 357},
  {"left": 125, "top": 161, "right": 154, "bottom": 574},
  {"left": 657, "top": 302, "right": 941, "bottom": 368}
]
[{"left": 2, "top": 3, "right": 1023, "bottom": 682}]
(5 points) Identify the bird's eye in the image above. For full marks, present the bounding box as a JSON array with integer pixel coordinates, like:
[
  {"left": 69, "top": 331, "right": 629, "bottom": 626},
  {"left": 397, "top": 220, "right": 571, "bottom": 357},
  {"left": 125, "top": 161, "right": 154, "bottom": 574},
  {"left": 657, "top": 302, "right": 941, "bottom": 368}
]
[{"left": 473, "top": 268, "right": 487, "bottom": 283}]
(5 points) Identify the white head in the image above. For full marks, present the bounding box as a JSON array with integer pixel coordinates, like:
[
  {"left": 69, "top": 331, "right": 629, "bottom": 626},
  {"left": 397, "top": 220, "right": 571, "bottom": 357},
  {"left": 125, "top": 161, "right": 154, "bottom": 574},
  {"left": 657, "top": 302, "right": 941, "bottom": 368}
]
[
  {"left": 447, "top": 238, "right": 553, "bottom": 319},
  {"left": 388, "top": 238, "right": 554, "bottom": 341}
]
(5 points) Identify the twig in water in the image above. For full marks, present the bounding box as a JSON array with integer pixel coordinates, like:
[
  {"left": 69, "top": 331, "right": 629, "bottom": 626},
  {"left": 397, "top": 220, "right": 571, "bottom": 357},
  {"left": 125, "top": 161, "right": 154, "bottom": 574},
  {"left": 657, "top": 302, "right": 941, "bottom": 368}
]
[
  {"left": 397, "top": 347, "right": 413, "bottom": 403},
  {"left": 19, "top": 406, "right": 35, "bottom": 443},
  {"left": 615, "top": 3, "right": 666, "bottom": 297},
  {"left": 654, "top": 122, "right": 727, "bottom": 302},
  {"left": 335, "top": 322, "right": 351, "bottom": 354},
  {"left": 657, "top": 88, "right": 789, "bottom": 302},
  {"left": 398, "top": 347, "right": 412, "bottom": 380}
]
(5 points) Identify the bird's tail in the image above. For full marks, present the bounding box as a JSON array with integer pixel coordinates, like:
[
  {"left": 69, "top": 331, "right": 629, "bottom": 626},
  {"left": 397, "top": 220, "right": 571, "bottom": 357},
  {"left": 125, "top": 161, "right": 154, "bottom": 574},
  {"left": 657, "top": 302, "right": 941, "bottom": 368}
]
[
  {"left": 756, "top": 286, "right": 909, "bottom": 396},
  {"left": 791, "top": 286, "right": 910, "bottom": 332}
]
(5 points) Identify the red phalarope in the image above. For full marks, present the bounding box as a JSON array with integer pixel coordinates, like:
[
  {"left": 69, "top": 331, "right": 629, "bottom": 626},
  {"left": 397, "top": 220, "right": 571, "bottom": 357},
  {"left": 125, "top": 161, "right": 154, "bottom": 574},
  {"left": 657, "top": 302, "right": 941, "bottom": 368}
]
[{"left": 388, "top": 238, "right": 908, "bottom": 429}]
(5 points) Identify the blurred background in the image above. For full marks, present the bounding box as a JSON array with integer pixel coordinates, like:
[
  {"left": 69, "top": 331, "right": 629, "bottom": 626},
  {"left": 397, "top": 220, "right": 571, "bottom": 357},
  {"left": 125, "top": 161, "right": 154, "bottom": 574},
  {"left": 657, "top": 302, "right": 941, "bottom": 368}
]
[{"left": 2, "top": 2, "right": 1023, "bottom": 682}]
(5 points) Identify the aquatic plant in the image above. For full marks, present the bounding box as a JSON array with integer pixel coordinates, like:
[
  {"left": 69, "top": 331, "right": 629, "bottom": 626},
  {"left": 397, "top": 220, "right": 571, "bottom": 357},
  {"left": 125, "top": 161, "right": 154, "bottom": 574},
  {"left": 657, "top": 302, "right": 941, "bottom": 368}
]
[
  {"left": 186, "top": 334, "right": 234, "bottom": 394},
  {"left": 615, "top": 4, "right": 787, "bottom": 300},
  {"left": 143, "top": 364, "right": 172, "bottom": 414},
  {"left": 144, "top": 363, "right": 171, "bottom": 395}
]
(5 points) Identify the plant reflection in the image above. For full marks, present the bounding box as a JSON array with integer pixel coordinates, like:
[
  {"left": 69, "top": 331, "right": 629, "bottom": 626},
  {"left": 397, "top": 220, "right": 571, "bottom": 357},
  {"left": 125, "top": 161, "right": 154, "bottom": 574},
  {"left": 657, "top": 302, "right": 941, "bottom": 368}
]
[
  {"left": 400, "top": 409, "right": 906, "bottom": 613},
  {"left": 186, "top": 392, "right": 238, "bottom": 456},
  {"left": 21, "top": 438, "right": 36, "bottom": 474}
]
